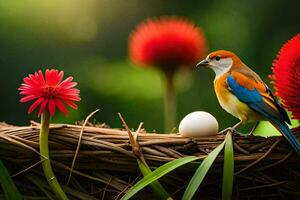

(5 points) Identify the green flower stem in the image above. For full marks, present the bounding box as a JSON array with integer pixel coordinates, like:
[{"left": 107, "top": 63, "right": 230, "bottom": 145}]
[
  {"left": 137, "top": 158, "right": 172, "bottom": 200},
  {"left": 164, "top": 71, "right": 176, "bottom": 133},
  {"left": 40, "top": 111, "right": 68, "bottom": 200}
]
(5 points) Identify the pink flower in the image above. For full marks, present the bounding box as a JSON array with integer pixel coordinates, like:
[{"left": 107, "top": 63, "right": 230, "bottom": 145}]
[
  {"left": 19, "top": 69, "right": 81, "bottom": 116},
  {"left": 270, "top": 34, "right": 300, "bottom": 120},
  {"left": 129, "top": 16, "right": 207, "bottom": 72}
]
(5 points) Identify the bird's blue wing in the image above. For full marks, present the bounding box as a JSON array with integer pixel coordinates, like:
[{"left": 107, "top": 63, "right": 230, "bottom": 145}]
[{"left": 227, "top": 74, "right": 262, "bottom": 103}]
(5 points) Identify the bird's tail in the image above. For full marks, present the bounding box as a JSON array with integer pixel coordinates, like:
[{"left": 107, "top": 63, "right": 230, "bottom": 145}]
[{"left": 271, "top": 120, "right": 300, "bottom": 155}]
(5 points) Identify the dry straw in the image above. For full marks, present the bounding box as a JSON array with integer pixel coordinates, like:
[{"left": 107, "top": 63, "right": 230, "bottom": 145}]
[{"left": 0, "top": 121, "right": 299, "bottom": 199}]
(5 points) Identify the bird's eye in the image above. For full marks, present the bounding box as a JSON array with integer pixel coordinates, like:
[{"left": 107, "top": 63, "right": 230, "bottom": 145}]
[{"left": 215, "top": 56, "right": 221, "bottom": 61}]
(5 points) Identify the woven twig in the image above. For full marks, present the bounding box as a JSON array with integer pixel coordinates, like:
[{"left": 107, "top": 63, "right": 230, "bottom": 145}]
[{"left": 0, "top": 123, "right": 299, "bottom": 199}]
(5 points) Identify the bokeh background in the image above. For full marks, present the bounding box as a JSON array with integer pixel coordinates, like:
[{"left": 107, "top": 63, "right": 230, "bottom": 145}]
[{"left": 1, "top": 0, "right": 299, "bottom": 132}]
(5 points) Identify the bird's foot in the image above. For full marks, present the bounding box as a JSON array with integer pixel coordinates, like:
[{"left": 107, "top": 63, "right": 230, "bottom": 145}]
[{"left": 218, "top": 127, "right": 249, "bottom": 137}]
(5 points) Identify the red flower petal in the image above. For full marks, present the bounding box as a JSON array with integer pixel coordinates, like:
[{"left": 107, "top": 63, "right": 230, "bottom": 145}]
[
  {"left": 28, "top": 97, "right": 44, "bottom": 114},
  {"left": 65, "top": 100, "right": 78, "bottom": 109},
  {"left": 20, "top": 95, "right": 37, "bottom": 103},
  {"left": 48, "top": 98, "right": 56, "bottom": 116},
  {"left": 54, "top": 99, "right": 68, "bottom": 115},
  {"left": 59, "top": 77, "right": 73, "bottom": 87},
  {"left": 38, "top": 99, "right": 48, "bottom": 117}
]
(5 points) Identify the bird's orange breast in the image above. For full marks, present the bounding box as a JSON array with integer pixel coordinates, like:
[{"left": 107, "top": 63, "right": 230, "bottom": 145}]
[{"left": 214, "top": 73, "right": 231, "bottom": 103}]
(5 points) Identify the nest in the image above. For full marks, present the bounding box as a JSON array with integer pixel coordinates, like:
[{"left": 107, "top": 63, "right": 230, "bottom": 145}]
[{"left": 0, "top": 122, "right": 299, "bottom": 200}]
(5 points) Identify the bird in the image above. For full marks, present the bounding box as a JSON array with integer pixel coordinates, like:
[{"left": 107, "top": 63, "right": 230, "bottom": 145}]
[{"left": 197, "top": 50, "right": 300, "bottom": 155}]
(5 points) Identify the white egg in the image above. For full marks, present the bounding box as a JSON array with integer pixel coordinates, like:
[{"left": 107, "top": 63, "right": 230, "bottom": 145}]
[{"left": 179, "top": 111, "right": 219, "bottom": 137}]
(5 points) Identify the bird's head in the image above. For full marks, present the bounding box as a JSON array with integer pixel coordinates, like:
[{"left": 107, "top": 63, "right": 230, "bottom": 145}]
[{"left": 197, "top": 50, "right": 244, "bottom": 77}]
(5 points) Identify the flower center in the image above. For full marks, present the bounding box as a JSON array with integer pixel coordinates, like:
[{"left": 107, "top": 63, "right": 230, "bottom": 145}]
[{"left": 43, "top": 85, "right": 58, "bottom": 97}]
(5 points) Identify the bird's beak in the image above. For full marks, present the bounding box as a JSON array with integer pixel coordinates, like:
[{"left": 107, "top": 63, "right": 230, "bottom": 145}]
[{"left": 196, "top": 59, "right": 210, "bottom": 67}]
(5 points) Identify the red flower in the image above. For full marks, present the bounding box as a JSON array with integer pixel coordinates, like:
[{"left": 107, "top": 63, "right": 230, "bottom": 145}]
[
  {"left": 270, "top": 34, "right": 300, "bottom": 120},
  {"left": 129, "top": 16, "right": 207, "bottom": 72},
  {"left": 19, "top": 69, "right": 81, "bottom": 116}
]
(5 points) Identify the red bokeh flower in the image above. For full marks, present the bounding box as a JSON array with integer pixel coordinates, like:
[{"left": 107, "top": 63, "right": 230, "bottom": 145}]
[
  {"left": 19, "top": 69, "right": 81, "bottom": 116},
  {"left": 129, "top": 16, "right": 207, "bottom": 72},
  {"left": 270, "top": 34, "right": 300, "bottom": 120}
]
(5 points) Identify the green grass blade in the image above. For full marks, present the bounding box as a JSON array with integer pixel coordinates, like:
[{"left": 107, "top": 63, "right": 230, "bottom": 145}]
[
  {"left": 222, "top": 132, "right": 234, "bottom": 200},
  {"left": 0, "top": 160, "right": 22, "bottom": 200},
  {"left": 182, "top": 140, "right": 226, "bottom": 200},
  {"left": 137, "top": 159, "right": 170, "bottom": 199},
  {"left": 121, "top": 156, "right": 200, "bottom": 200}
]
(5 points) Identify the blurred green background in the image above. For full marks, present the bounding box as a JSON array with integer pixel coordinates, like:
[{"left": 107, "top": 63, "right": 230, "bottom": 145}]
[{"left": 0, "top": 0, "right": 299, "bottom": 132}]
